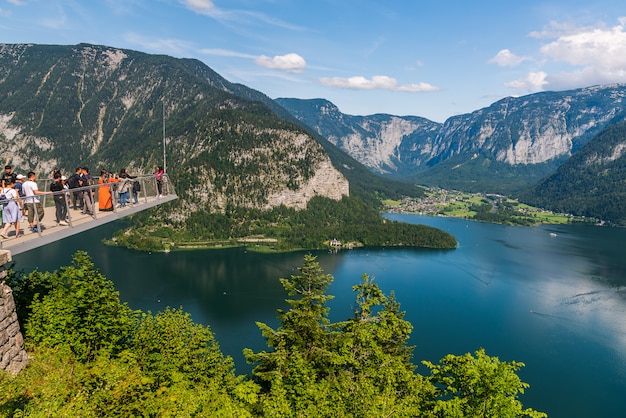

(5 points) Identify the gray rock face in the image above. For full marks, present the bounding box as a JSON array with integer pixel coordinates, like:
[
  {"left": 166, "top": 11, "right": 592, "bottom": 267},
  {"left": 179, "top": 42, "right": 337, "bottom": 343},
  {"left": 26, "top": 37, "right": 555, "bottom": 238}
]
[
  {"left": 0, "top": 252, "right": 29, "bottom": 375},
  {"left": 277, "top": 85, "right": 626, "bottom": 190}
]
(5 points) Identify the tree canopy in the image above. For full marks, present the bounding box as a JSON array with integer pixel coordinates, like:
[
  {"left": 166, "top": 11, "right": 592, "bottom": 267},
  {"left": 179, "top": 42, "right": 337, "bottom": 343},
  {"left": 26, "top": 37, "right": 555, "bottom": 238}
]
[{"left": 1, "top": 252, "right": 544, "bottom": 417}]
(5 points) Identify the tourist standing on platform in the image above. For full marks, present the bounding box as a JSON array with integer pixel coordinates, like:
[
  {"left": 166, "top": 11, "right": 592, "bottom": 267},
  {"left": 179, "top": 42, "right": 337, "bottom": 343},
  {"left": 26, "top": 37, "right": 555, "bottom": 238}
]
[
  {"left": 49, "top": 172, "right": 68, "bottom": 226},
  {"left": 117, "top": 168, "right": 133, "bottom": 207},
  {"left": 155, "top": 165, "right": 164, "bottom": 197},
  {"left": 14, "top": 174, "right": 25, "bottom": 215},
  {"left": 0, "top": 178, "right": 21, "bottom": 239},
  {"left": 79, "top": 167, "right": 94, "bottom": 216},
  {"left": 1, "top": 165, "right": 17, "bottom": 188},
  {"left": 97, "top": 169, "right": 119, "bottom": 211},
  {"left": 14, "top": 174, "right": 25, "bottom": 198},
  {"left": 68, "top": 167, "right": 83, "bottom": 210},
  {"left": 22, "top": 171, "right": 47, "bottom": 233},
  {"left": 132, "top": 178, "right": 141, "bottom": 204}
]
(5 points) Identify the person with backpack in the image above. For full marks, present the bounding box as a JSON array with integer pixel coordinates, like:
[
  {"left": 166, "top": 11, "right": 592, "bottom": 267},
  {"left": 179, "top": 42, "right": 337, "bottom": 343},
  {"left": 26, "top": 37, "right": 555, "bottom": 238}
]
[
  {"left": 1, "top": 165, "right": 17, "bottom": 188},
  {"left": 78, "top": 167, "right": 94, "bottom": 216},
  {"left": 68, "top": 167, "right": 83, "bottom": 210},
  {"left": 132, "top": 177, "right": 141, "bottom": 204},
  {"left": 49, "top": 172, "right": 68, "bottom": 226}
]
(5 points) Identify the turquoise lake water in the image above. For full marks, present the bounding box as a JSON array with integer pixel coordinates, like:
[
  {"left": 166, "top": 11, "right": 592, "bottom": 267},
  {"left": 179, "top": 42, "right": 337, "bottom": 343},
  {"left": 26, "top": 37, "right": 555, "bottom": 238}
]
[{"left": 14, "top": 214, "right": 626, "bottom": 417}]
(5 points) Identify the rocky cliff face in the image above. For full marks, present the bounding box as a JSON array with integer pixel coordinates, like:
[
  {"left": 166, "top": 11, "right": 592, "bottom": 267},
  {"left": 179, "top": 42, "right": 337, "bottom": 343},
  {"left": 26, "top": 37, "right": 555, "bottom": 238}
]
[
  {"left": 0, "top": 43, "right": 349, "bottom": 215},
  {"left": 267, "top": 159, "right": 348, "bottom": 210},
  {"left": 278, "top": 85, "right": 626, "bottom": 191},
  {"left": 276, "top": 98, "right": 441, "bottom": 175},
  {"left": 0, "top": 249, "right": 28, "bottom": 375},
  {"left": 431, "top": 85, "right": 626, "bottom": 165}
]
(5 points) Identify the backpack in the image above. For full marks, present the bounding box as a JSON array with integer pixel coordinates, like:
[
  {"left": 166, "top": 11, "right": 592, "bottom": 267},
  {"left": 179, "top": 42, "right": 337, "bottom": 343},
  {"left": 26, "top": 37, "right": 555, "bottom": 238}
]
[
  {"left": 133, "top": 181, "right": 141, "bottom": 193},
  {"left": 0, "top": 189, "right": 6, "bottom": 206},
  {"left": 68, "top": 174, "right": 79, "bottom": 189}
]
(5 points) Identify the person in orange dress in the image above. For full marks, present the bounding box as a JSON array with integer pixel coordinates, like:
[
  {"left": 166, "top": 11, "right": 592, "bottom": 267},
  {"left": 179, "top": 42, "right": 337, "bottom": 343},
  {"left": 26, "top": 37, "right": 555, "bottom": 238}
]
[{"left": 97, "top": 169, "right": 120, "bottom": 211}]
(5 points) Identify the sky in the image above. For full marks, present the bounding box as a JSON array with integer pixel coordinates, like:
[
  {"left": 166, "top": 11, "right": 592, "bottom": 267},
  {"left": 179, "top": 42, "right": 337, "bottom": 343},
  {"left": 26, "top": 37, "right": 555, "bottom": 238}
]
[{"left": 2, "top": 0, "right": 626, "bottom": 122}]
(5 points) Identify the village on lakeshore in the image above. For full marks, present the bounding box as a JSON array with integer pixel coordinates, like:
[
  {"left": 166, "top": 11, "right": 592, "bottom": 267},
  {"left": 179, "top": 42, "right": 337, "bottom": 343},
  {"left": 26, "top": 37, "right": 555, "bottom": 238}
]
[{"left": 383, "top": 187, "right": 594, "bottom": 226}]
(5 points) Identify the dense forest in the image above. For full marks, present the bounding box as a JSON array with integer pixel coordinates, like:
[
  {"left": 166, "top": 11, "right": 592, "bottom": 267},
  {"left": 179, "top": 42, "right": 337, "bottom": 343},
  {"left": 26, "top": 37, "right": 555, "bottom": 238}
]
[
  {"left": 518, "top": 120, "right": 626, "bottom": 225},
  {"left": 0, "top": 252, "right": 545, "bottom": 417},
  {"left": 112, "top": 195, "right": 457, "bottom": 252}
]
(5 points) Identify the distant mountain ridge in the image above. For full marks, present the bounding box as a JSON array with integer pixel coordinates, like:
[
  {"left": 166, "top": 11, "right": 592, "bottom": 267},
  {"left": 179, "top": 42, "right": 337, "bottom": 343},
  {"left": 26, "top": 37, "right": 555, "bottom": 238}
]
[
  {"left": 277, "top": 85, "right": 626, "bottom": 193},
  {"left": 275, "top": 98, "right": 441, "bottom": 176}
]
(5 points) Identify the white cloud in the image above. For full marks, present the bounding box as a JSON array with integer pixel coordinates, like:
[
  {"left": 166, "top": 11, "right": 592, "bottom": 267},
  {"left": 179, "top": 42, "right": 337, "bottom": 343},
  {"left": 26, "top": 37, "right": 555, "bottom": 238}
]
[
  {"left": 505, "top": 17, "right": 626, "bottom": 92},
  {"left": 529, "top": 20, "right": 581, "bottom": 40},
  {"left": 200, "top": 48, "right": 257, "bottom": 59},
  {"left": 180, "top": 0, "right": 216, "bottom": 16},
  {"left": 489, "top": 49, "right": 530, "bottom": 67},
  {"left": 179, "top": 0, "right": 302, "bottom": 30},
  {"left": 319, "top": 75, "right": 439, "bottom": 92},
  {"left": 505, "top": 71, "right": 548, "bottom": 91},
  {"left": 6, "top": 0, "right": 25, "bottom": 5},
  {"left": 538, "top": 18, "right": 626, "bottom": 89},
  {"left": 255, "top": 53, "right": 306, "bottom": 73},
  {"left": 540, "top": 22, "right": 626, "bottom": 70},
  {"left": 125, "top": 33, "right": 192, "bottom": 56}
]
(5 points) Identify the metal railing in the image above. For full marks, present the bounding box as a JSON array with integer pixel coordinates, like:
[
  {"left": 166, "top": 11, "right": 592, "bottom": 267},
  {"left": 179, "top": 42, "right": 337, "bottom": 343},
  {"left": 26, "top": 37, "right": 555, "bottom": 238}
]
[{"left": 0, "top": 173, "right": 174, "bottom": 243}]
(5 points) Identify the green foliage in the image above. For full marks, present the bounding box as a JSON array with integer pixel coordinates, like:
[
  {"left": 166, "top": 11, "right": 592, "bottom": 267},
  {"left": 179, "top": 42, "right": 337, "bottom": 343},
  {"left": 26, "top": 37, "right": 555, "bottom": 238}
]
[
  {"left": 25, "top": 251, "right": 138, "bottom": 362},
  {"left": 1, "top": 253, "right": 256, "bottom": 417},
  {"left": 470, "top": 201, "right": 538, "bottom": 226},
  {"left": 330, "top": 274, "right": 436, "bottom": 416},
  {"left": 116, "top": 195, "right": 457, "bottom": 252},
  {"left": 424, "top": 348, "right": 547, "bottom": 418},
  {"left": 245, "top": 255, "right": 335, "bottom": 389},
  {"left": 1, "top": 253, "right": 544, "bottom": 417},
  {"left": 414, "top": 154, "right": 560, "bottom": 195},
  {"left": 0, "top": 345, "right": 254, "bottom": 417},
  {"left": 519, "top": 120, "right": 626, "bottom": 225},
  {"left": 132, "top": 307, "right": 236, "bottom": 387},
  {"left": 245, "top": 256, "right": 542, "bottom": 417},
  {"left": 4, "top": 269, "right": 61, "bottom": 326}
]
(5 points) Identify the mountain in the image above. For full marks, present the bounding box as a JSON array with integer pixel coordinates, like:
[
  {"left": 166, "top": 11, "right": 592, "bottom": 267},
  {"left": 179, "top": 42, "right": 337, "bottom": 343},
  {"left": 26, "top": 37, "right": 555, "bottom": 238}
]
[
  {"left": 518, "top": 120, "right": 626, "bottom": 225},
  {"left": 275, "top": 98, "right": 441, "bottom": 176},
  {"left": 0, "top": 43, "right": 354, "bottom": 216},
  {"left": 277, "top": 85, "right": 626, "bottom": 194}
]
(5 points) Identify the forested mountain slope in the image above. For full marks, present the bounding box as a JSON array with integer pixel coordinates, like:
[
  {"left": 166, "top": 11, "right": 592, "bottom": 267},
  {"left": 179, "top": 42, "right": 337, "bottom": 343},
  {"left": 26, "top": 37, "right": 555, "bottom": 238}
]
[
  {"left": 518, "top": 120, "right": 626, "bottom": 225},
  {"left": 0, "top": 43, "right": 351, "bottom": 214},
  {"left": 0, "top": 43, "right": 451, "bottom": 251}
]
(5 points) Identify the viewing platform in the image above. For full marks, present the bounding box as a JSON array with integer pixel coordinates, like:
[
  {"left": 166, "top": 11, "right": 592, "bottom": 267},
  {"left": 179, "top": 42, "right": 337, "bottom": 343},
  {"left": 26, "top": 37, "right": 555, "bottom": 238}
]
[{"left": 0, "top": 174, "right": 177, "bottom": 256}]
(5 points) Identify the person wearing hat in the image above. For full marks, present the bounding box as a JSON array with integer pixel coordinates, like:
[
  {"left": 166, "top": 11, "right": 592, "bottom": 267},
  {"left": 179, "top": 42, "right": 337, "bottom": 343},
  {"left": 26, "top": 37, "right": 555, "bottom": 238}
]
[
  {"left": 14, "top": 174, "right": 25, "bottom": 197},
  {"left": 1, "top": 165, "right": 17, "bottom": 188},
  {"left": 14, "top": 174, "right": 25, "bottom": 215}
]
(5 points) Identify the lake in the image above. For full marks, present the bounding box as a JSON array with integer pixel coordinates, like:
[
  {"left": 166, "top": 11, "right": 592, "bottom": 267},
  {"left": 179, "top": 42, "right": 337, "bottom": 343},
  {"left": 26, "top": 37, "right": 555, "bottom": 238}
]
[{"left": 13, "top": 214, "right": 626, "bottom": 417}]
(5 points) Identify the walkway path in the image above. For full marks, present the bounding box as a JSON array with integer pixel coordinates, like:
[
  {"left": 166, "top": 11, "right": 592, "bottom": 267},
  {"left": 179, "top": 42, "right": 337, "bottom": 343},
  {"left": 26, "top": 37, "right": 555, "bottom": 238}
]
[{"left": 0, "top": 175, "right": 177, "bottom": 256}]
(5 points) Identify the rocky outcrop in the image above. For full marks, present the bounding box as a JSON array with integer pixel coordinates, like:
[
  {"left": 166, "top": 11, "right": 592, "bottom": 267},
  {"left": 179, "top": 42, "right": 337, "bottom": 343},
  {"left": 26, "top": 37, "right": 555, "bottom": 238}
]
[
  {"left": 0, "top": 251, "right": 28, "bottom": 375},
  {"left": 266, "top": 159, "right": 349, "bottom": 209}
]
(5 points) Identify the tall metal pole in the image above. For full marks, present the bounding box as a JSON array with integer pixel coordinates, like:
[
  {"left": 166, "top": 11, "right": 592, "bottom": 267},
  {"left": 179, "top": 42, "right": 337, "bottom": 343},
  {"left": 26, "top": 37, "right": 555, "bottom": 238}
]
[{"left": 163, "top": 100, "right": 167, "bottom": 174}]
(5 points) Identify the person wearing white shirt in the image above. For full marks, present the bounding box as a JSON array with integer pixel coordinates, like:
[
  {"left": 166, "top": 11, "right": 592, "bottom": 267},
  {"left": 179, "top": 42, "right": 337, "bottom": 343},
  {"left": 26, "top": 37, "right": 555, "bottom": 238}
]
[{"left": 22, "top": 171, "right": 49, "bottom": 233}]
